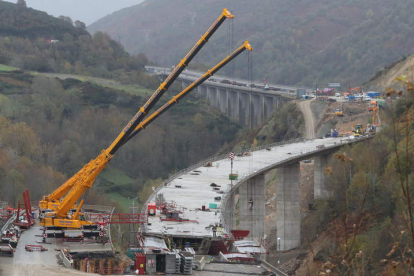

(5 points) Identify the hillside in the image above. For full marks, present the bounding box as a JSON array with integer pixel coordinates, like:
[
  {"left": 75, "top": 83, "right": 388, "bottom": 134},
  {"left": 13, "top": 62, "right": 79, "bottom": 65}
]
[
  {"left": 273, "top": 68, "right": 414, "bottom": 274},
  {"left": 88, "top": 0, "right": 414, "bottom": 87},
  {"left": 0, "top": 70, "right": 242, "bottom": 210},
  {"left": 0, "top": 0, "right": 88, "bottom": 40},
  {"left": 0, "top": 0, "right": 152, "bottom": 86},
  {"left": 364, "top": 53, "right": 414, "bottom": 93}
]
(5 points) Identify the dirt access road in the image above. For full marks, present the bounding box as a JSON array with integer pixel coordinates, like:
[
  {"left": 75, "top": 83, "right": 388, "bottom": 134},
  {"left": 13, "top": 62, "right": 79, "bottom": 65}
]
[{"left": 297, "top": 100, "right": 316, "bottom": 139}]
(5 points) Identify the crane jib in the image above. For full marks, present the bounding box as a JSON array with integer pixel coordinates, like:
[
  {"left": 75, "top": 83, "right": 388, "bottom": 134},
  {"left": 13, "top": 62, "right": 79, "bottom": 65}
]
[
  {"left": 39, "top": 8, "right": 240, "bottom": 220},
  {"left": 120, "top": 42, "right": 252, "bottom": 146},
  {"left": 108, "top": 10, "right": 233, "bottom": 154}
]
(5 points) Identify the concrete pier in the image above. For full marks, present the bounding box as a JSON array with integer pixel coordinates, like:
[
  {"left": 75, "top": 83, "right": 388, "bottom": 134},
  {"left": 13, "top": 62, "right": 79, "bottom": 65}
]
[
  {"left": 276, "top": 163, "right": 300, "bottom": 251},
  {"left": 239, "top": 174, "right": 265, "bottom": 239},
  {"left": 224, "top": 191, "right": 236, "bottom": 230},
  {"left": 314, "top": 155, "right": 330, "bottom": 199}
]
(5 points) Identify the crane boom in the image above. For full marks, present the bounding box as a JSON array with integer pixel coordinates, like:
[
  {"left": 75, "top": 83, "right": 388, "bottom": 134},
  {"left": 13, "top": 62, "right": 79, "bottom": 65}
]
[
  {"left": 40, "top": 8, "right": 234, "bottom": 210},
  {"left": 123, "top": 41, "right": 253, "bottom": 145},
  {"left": 54, "top": 42, "right": 252, "bottom": 218},
  {"left": 107, "top": 8, "right": 234, "bottom": 155}
]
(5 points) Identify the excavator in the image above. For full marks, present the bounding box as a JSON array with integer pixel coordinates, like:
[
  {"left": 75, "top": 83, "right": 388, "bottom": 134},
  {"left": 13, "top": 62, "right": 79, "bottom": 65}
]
[
  {"left": 334, "top": 104, "right": 344, "bottom": 116},
  {"left": 38, "top": 9, "right": 252, "bottom": 232}
]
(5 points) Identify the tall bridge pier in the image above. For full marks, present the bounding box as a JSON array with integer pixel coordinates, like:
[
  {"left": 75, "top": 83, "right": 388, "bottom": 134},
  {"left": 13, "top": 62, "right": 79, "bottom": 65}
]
[
  {"left": 177, "top": 79, "right": 290, "bottom": 128},
  {"left": 230, "top": 151, "right": 336, "bottom": 250}
]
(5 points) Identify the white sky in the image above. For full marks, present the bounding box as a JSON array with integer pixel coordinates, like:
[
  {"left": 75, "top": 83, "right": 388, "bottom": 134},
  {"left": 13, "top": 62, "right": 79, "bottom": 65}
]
[{"left": 3, "top": 0, "right": 144, "bottom": 25}]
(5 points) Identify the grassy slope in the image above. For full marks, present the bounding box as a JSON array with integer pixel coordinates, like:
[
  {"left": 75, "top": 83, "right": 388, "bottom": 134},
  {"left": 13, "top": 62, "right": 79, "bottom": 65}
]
[
  {"left": 0, "top": 64, "right": 18, "bottom": 71},
  {"left": 34, "top": 72, "right": 153, "bottom": 97}
]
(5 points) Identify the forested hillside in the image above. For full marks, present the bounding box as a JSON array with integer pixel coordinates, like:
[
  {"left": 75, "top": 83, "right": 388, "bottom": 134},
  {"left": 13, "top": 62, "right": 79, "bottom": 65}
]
[
  {"left": 89, "top": 0, "right": 414, "bottom": 87},
  {"left": 0, "top": 0, "right": 149, "bottom": 82},
  {"left": 0, "top": 71, "right": 241, "bottom": 209}
]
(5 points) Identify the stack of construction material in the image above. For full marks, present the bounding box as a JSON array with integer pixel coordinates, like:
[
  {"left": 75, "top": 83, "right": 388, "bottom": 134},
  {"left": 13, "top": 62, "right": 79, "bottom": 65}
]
[
  {"left": 172, "top": 249, "right": 182, "bottom": 273},
  {"left": 165, "top": 252, "right": 178, "bottom": 274},
  {"left": 180, "top": 251, "right": 194, "bottom": 274},
  {"left": 175, "top": 253, "right": 181, "bottom": 273}
]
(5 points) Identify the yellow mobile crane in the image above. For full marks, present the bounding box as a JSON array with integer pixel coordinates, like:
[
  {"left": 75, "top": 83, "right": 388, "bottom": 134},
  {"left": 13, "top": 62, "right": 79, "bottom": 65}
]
[{"left": 39, "top": 9, "right": 252, "bottom": 230}]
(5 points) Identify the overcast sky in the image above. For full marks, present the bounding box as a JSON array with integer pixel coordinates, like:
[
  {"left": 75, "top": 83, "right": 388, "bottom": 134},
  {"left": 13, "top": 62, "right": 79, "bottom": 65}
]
[{"left": 3, "top": 0, "right": 144, "bottom": 25}]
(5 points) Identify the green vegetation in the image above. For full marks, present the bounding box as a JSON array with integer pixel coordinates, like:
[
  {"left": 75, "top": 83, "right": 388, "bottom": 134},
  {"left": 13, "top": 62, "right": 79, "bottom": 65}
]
[
  {"left": 0, "top": 1, "right": 158, "bottom": 92},
  {"left": 0, "top": 1, "right": 88, "bottom": 40},
  {"left": 0, "top": 63, "right": 17, "bottom": 71},
  {"left": 89, "top": 0, "right": 414, "bottom": 86},
  {"left": 0, "top": 72, "right": 242, "bottom": 209}
]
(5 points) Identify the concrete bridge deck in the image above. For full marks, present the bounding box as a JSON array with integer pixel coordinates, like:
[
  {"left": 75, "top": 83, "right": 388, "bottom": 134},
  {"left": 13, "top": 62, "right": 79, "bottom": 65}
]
[{"left": 143, "top": 136, "right": 370, "bottom": 250}]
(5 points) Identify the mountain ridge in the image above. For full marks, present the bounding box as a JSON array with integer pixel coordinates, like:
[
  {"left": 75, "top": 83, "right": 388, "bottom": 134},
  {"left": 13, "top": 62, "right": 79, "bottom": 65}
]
[{"left": 88, "top": 0, "right": 414, "bottom": 87}]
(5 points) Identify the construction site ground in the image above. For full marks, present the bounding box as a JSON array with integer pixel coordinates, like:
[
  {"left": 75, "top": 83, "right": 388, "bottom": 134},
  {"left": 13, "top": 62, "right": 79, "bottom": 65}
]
[{"left": 315, "top": 100, "right": 371, "bottom": 136}]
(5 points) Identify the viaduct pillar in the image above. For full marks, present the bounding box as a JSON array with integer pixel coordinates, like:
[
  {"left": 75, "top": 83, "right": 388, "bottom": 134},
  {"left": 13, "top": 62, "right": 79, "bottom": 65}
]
[
  {"left": 276, "top": 162, "right": 301, "bottom": 251},
  {"left": 314, "top": 155, "right": 330, "bottom": 199},
  {"left": 224, "top": 191, "right": 236, "bottom": 230},
  {"left": 239, "top": 174, "right": 265, "bottom": 239}
]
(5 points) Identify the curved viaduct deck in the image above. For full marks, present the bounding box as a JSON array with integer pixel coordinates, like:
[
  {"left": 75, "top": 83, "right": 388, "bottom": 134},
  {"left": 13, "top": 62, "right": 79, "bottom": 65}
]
[{"left": 143, "top": 136, "right": 371, "bottom": 253}]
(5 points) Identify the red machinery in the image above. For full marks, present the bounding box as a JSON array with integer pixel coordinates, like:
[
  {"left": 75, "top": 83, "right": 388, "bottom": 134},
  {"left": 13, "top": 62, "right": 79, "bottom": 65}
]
[
  {"left": 25, "top": 245, "right": 48, "bottom": 252},
  {"left": 15, "top": 190, "right": 34, "bottom": 229}
]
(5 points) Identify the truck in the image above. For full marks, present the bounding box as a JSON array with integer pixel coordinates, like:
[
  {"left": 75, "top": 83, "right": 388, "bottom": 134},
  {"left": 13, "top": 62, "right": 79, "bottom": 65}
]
[{"left": 367, "top": 91, "right": 381, "bottom": 98}]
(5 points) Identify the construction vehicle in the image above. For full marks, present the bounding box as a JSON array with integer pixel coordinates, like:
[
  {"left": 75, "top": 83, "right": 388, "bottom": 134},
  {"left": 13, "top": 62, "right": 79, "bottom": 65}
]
[
  {"left": 353, "top": 124, "right": 364, "bottom": 137},
  {"left": 368, "top": 100, "right": 377, "bottom": 111},
  {"left": 348, "top": 87, "right": 361, "bottom": 94},
  {"left": 335, "top": 104, "right": 344, "bottom": 116},
  {"left": 38, "top": 9, "right": 252, "bottom": 231}
]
